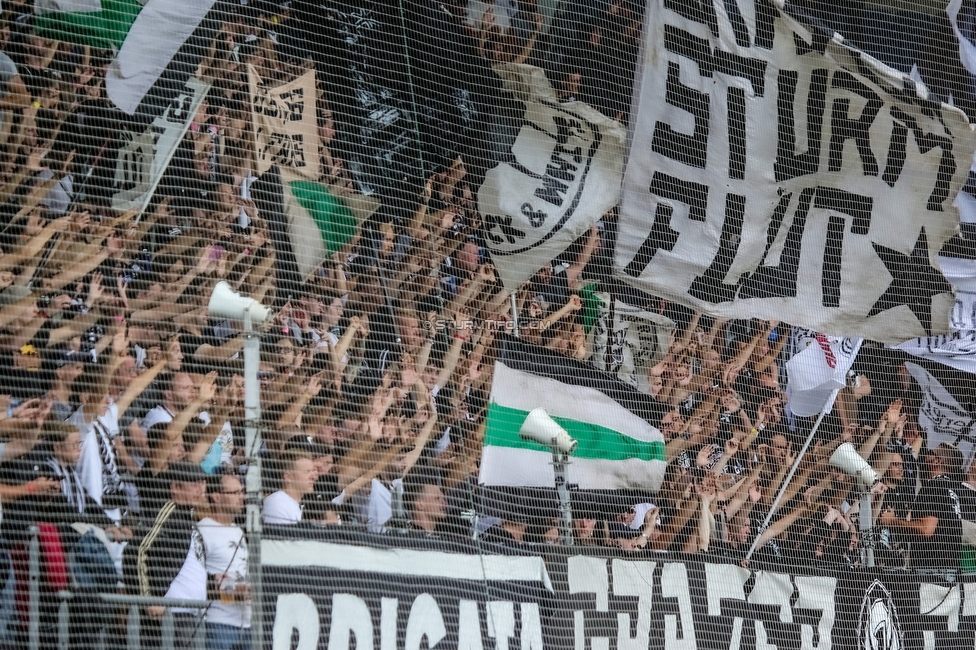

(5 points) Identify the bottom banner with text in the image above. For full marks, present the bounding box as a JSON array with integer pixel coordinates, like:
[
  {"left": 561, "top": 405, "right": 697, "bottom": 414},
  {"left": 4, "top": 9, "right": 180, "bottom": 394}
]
[{"left": 262, "top": 532, "right": 976, "bottom": 650}]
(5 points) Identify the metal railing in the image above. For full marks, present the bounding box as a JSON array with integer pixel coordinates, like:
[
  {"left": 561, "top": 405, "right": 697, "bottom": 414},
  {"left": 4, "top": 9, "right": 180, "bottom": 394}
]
[
  {"left": 52, "top": 592, "right": 209, "bottom": 650},
  {"left": 27, "top": 527, "right": 209, "bottom": 650}
]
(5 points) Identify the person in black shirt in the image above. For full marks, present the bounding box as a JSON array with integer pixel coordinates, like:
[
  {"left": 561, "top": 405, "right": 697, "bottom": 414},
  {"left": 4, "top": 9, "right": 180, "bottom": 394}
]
[
  {"left": 875, "top": 452, "right": 914, "bottom": 568},
  {"left": 405, "top": 478, "right": 448, "bottom": 536},
  {"left": 881, "top": 442, "right": 964, "bottom": 572},
  {"left": 128, "top": 462, "right": 208, "bottom": 648}
]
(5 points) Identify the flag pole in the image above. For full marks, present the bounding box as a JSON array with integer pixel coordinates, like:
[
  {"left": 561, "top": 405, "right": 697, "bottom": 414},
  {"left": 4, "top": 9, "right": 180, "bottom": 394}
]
[
  {"left": 511, "top": 292, "right": 520, "bottom": 338},
  {"left": 744, "top": 408, "right": 828, "bottom": 562}
]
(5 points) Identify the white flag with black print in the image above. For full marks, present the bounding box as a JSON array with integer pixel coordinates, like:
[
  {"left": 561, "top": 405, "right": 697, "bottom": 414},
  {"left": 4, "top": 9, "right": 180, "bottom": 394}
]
[
  {"left": 786, "top": 328, "right": 862, "bottom": 417},
  {"left": 112, "top": 76, "right": 209, "bottom": 212},
  {"left": 904, "top": 360, "right": 976, "bottom": 463},
  {"left": 895, "top": 291, "right": 976, "bottom": 374},
  {"left": 615, "top": 0, "right": 976, "bottom": 343},
  {"left": 479, "top": 63, "right": 626, "bottom": 290},
  {"left": 592, "top": 299, "right": 674, "bottom": 396}
]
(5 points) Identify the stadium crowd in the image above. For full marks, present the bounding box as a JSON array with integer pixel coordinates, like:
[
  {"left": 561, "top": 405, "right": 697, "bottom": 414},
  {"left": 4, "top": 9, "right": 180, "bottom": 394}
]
[{"left": 0, "top": 0, "right": 972, "bottom": 648}]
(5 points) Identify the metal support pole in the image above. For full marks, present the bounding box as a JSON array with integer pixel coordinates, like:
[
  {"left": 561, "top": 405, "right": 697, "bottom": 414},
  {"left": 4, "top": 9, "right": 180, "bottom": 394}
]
[
  {"left": 860, "top": 490, "right": 875, "bottom": 568},
  {"left": 242, "top": 308, "right": 264, "bottom": 650},
  {"left": 745, "top": 409, "right": 828, "bottom": 562},
  {"left": 511, "top": 293, "right": 520, "bottom": 338},
  {"left": 57, "top": 594, "right": 70, "bottom": 650},
  {"left": 553, "top": 453, "right": 573, "bottom": 546},
  {"left": 28, "top": 526, "right": 39, "bottom": 650},
  {"left": 126, "top": 604, "right": 140, "bottom": 650}
]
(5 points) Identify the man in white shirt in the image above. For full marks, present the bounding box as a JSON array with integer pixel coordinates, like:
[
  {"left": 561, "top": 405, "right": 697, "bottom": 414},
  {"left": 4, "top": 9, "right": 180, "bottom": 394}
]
[
  {"left": 199, "top": 474, "right": 250, "bottom": 650},
  {"left": 262, "top": 451, "right": 316, "bottom": 525}
]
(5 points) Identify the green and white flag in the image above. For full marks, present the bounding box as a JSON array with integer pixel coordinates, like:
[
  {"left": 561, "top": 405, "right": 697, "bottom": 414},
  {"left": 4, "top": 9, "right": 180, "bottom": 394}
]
[
  {"left": 281, "top": 170, "right": 379, "bottom": 282},
  {"left": 34, "top": 0, "right": 144, "bottom": 50},
  {"left": 481, "top": 336, "right": 666, "bottom": 493}
]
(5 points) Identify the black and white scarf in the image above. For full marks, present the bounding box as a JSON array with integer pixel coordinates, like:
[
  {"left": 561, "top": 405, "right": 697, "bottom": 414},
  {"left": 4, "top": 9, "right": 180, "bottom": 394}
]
[{"left": 45, "top": 457, "right": 86, "bottom": 514}]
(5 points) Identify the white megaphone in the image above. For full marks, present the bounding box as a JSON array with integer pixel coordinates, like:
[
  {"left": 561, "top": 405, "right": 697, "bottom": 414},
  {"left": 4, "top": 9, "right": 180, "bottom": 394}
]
[
  {"left": 828, "top": 442, "right": 878, "bottom": 488},
  {"left": 208, "top": 281, "right": 272, "bottom": 325},
  {"left": 519, "top": 408, "right": 578, "bottom": 454}
]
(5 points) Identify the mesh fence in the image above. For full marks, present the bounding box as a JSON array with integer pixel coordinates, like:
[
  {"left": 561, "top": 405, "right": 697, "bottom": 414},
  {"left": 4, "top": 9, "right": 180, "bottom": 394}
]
[{"left": 0, "top": 0, "right": 975, "bottom": 648}]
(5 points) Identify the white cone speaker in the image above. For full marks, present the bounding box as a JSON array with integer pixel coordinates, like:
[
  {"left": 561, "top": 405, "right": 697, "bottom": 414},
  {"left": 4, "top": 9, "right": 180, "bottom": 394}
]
[
  {"left": 519, "top": 408, "right": 578, "bottom": 454},
  {"left": 829, "top": 442, "right": 878, "bottom": 488},
  {"left": 208, "top": 281, "right": 272, "bottom": 324}
]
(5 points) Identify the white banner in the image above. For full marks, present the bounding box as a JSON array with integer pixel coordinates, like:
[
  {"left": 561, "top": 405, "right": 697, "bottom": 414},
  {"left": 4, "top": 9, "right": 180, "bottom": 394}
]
[
  {"left": 592, "top": 299, "right": 674, "bottom": 395},
  {"left": 479, "top": 63, "right": 625, "bottom": 289},
  {"left": 249, "top": 66, "right": 320, "bottom": 180},
  {"left": 615, "top": 0, "right": 976, "bottom": 343},
  {"left": 111, "top": 76, "right": 209, "bottom": 213}
]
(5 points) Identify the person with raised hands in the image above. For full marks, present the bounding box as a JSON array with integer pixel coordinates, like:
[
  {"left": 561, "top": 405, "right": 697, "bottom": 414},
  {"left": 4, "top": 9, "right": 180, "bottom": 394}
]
[{"left": 137, "top": 373, "right": 218, "bottom": 521}]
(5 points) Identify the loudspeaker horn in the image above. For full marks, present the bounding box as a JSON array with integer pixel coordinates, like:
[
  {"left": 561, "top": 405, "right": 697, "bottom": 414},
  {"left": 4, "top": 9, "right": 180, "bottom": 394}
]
[
  {"left": 208, "top": 281, "right": 272, "bottom": 324},
  {"left": 519, "top": 408, "right": 578, "bottom": 454},
  {"left": 828, "top": 442, "right": 878, "bottom": 488}
]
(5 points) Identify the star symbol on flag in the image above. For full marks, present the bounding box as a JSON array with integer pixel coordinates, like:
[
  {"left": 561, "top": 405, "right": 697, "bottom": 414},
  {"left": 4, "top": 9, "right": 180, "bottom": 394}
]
[{"left": 868, "top": 228, "right": 952, "bottom": 335}]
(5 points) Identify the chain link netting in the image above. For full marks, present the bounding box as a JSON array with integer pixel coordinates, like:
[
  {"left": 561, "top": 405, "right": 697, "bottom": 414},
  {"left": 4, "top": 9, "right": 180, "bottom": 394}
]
[{"left": 0, "top": 0, "right": 975, "bottom": 648}]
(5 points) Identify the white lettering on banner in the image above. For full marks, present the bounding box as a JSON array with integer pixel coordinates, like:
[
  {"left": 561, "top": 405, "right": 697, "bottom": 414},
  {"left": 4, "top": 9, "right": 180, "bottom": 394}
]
[
  {"left": 609, "top": 560, "right": 654, "bottom": 650},
  {"left": 487, "top": 601, "right": 515, "bottom": 650},
  {"left": 750, "top": 572, "right": 793, "bottom": 650},
  {"left": 458, "top": 600, "right": 484, "bottom": 650},
  {"left": 565, "top": 559, "right": 839, "bottom": 650},
  {"left": 660, "top": 563, "right": 697, "bottom": 650},
  {"left": 520, "top": 603, "right": 545, "bottom": 650},
  {"left": 568, "top": 556, "right": 610, "bottom": 650},
  {"left": 795, "top": 576, "right": 836, "bottom": 650},
  {"left": 272, "top": 593, "right": 319, "bottom": 650},
  {"left": 965, "top": 583, "right": 976, "bottom": 619},
  {"left": 615, "top": 0, "right": 976, "bottom": 342},
  {"left": 381, "top": 597, "right": 398, "bottom": 650},
  {"left": 275, "top": 592, "right": 545, "bottom": 650},
  {"left": 704, "top": 563, "right": 750, "bottom": 649},
  {"left": 405, "top": 593, "right": 447, "bottom": 650},
  {"left": 328, "top": 594, "right": 372, "bottom": 650},
  {"left": 266, "top": 540, "right": 551, "bottom": 650}
]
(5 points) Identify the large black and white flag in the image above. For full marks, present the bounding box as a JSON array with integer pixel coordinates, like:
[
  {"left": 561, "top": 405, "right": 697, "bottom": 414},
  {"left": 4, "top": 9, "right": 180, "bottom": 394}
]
[
  {"left": 903, "top": 359, "right": 976, "bottom": 463},
  {"left": 111, "top": 76, "right": 209, "bottom": 213},
  {"left": 294, "top": 0, "right": 495, "bottom": 206},
  {"left": 614, "top": 0, "right": 976, "bottom": 343},
  {"left": 480, "top": 64, "right": 626, "bottom": 289}
]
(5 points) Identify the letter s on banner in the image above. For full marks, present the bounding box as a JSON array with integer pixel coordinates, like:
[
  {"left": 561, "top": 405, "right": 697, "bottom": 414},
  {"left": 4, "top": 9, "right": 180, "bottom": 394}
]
[
  {"left": 272, "top": 593, "right": 320, "bottom": 650},
  {"left": 611, "top": 560, "right": 655, "bottom": 650},
  {"left": 568, "top": 556, "right": 610, "bottom": 650},
  {"left": 661, "top": 563, "right": 697, "bottom": 650}
]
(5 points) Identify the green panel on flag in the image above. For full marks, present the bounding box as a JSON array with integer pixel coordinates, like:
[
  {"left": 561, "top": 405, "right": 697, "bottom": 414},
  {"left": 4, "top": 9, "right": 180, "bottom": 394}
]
[
  {"left": 35, "top": 0, "right": 143, "bottom": 50},
  {"left": 288, "top": 180, "right": 358, "bottom": 254},
  {"left": 485, "top": 403, "right": 665, "bottom": 462}
]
